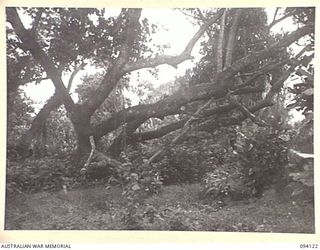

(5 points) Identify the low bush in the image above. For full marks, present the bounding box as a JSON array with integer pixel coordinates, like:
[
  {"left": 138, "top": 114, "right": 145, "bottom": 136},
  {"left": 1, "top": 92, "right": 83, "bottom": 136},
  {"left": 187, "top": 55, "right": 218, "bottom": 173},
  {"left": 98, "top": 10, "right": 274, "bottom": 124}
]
[
  {"left": 154, "top": 134, "right": 227, "bottom": 185},
  {"left": 6, "top": 156, "right": 80, "bottom": 194},
  {"left": 201, "top": 128, "right": 289, "bottom": 201}
]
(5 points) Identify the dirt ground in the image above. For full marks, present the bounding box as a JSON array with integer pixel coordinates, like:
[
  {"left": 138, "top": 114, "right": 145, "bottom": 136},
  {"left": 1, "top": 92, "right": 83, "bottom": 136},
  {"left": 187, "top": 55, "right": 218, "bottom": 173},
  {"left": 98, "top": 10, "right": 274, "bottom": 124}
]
[{"left": 5, "top": 184, "right": 315, "bottom": 232}]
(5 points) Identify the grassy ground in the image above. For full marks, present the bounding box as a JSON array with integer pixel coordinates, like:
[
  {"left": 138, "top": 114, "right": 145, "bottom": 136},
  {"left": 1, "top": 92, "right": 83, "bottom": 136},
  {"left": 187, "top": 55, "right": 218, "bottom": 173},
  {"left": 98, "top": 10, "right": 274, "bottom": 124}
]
[{"left": 5, "top": 183, "right": 314, "bottom": 232}]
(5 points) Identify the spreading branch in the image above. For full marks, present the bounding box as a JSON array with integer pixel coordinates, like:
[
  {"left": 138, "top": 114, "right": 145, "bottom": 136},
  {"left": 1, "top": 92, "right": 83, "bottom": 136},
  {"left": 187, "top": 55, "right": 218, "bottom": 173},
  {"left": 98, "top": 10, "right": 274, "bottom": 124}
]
[
  {"left": 6, "top": 8, "right": 75, "bottom": 112},
  {"left": 218, "top": 25, "right": 312, "bottom": 82},
  {"left": 121, "top": 99, "right": 273, "bottom": 147},
  {"left": 268, "top": 9, "right": 295, "bottom": 30},
  {"left": 104, "top": 47, "right": 311, "bottom": 149},
  {"left": 121, "top": 9, "right": 225, "bottom": 74},
  {"left": 196, "top": 9, "right": 213, "bottom": 39},
  {"left": 15, "top": 61, "right": 86, "bottom": 152},
  {"left": 92, "top": 26, "right": 311, "bottom": 140},
  {"left": 84, "top": 8, "right": 142, "bottom": 115}
]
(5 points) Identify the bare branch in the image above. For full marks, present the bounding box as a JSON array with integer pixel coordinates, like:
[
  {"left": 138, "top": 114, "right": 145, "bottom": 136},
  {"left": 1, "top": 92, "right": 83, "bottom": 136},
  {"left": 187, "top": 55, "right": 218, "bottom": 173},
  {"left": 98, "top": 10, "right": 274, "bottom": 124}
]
[
  {"left": 195, "top": 100, "right": 273, "bottom": 133},
  {"left": 121, "top": 9, "right": 225, "bottom": 73},
  {"left": 67, "top": 61, "right": 87, "bottom": 91},
  {"left": 272, "top": 8, "right": 280, "bottom": 23},
  {"left": 81, "top": 150, "right": 124, "bottom": 174},
  {"left": 147, "top": 95, "right": 218, "bottom": 164},
  {"left": 80, "top": 136, "right": 96, "bottom": 175},
  {"left": 228, "top": 94, "right": 269, "bottom": 127},
  {"left": 296, "top": 68, "right": 313, "bottom": 79},
  {"left": 231, "top": 59, "right": 290, "bottom": 90},
  {"left": 196, "top": 8, "right": 213, "bottom": 39},
  {"left": 265, "top": 46, "right": 313, "bottom": 102},
  {"left": 268, "top": 9, "right": 295, "bottom": 30}
]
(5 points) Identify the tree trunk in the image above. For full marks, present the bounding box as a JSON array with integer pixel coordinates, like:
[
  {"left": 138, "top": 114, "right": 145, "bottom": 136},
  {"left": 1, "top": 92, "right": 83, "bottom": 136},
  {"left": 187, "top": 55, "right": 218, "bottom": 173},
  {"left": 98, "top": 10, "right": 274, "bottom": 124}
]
[{"left": 70, "top": 107, "right": 94, "bottom": 163}]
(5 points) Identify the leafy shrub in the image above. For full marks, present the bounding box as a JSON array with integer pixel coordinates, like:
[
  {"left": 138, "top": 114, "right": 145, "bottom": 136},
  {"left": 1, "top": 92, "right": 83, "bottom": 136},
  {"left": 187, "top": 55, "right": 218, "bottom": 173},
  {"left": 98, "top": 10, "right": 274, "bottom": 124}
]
[
  {"left": 6, "top": 156, "right": 80, "bottom": 194},
  {"left": 201, "top": 160, "right": 251, "bottom": 202},
  {"left": 201, "top": 126, "right": 289, "bottom": 201},
  {"left": 238, "top": 131, "right": 289, "bottom": 195},
  {"left": 155, "top": 134, "right": 226, "bottom": 185}
]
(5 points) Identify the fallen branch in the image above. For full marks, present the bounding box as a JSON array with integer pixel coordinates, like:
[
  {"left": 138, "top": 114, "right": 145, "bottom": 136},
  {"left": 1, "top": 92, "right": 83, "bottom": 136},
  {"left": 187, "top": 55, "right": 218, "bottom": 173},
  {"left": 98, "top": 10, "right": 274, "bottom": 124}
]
[
  {"left": 80, "top": 136, "right": 124, "bottom": 175},
  {"left": 147, "top": 97, "right": 215, "bottom": 164},
  {"left": 80, "top": 136, "right": 96, "bottom": 175},
  {"left": 228, "top": 94, "right": 269, "bottom": 127}
]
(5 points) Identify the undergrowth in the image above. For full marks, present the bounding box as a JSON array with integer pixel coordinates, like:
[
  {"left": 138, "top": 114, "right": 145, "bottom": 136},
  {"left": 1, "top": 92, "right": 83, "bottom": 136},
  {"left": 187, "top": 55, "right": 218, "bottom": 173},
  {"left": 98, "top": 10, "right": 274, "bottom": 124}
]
[{"left": 5, "top": 183, "right": 314, "bottom": 232}]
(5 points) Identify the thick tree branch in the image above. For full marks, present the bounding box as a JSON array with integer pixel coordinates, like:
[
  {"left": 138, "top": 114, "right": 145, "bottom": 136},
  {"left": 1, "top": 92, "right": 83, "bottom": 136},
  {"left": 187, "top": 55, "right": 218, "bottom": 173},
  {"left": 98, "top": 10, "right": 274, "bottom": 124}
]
[
  {"left": 121, "top": 9, "right": 225, "bottom": 73},
  {"left": 217, "top": 10, "right": 226, "bottom": 72},
  {"left": 125, "top": 99, "right": 273, "bottom": 146},
  {"left": 93, "top": 26, "right": 310, "bottom": 140},
  {"left": 127, "top": 101, "right": 238, "bottom": 143},
  {"left": 6, "top": 8, "right": 75, "bottom": 112},
  {"left": 84, "top": 9, "right": 142, "bottom": 115},
  {"left": 100, "top": 49, "right": 310, "bottom": 149},
  {"left": 265, "top": 46, "right": 313, "bottom": 102},
  {"left": 16, "top": 92, "right": 61, "bottom": 154},
  {"left": 225, "top": 9, "right": 243, "bottom": 68},
  {"left": 231, "top": 59, "right": 290, "bottom": 91},
  {"left": 218, "top": 25, "right": 312, "bottom": 82},
  {"left": 147, "top": 92, "right": 220, "bottom": 164},
  {"left": 16, "top": 62, "right": 86, "bottom": 154},
  {"left": 107, "top": 118, "right": 147, "bottom": 157},
  {"left": 107, "top": 47, "right": 310, "bottom": 148},
  {"left": 92, "top": 81, "right": 231, "bottom": 139},
  {"left": 108, "top": 99, "right": 252, "bottom": 156}
]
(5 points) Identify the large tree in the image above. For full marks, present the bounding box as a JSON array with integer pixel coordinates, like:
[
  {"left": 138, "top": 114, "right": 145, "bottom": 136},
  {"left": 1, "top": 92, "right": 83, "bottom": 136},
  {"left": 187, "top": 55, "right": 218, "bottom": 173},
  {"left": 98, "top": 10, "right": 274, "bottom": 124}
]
[{"left": 6, "top": 7, "right": 314, "bottom": 166}]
